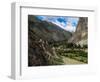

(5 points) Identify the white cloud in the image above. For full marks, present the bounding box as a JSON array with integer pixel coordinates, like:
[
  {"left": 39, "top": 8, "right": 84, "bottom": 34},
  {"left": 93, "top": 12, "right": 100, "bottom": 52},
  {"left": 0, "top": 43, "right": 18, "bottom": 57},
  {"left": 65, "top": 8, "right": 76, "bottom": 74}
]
[
  {"left": 52, "top": 20, "right": 76, "bottom": 32},
  {"left": 65, "top": 25, "right": 76, "bottom": 32}
]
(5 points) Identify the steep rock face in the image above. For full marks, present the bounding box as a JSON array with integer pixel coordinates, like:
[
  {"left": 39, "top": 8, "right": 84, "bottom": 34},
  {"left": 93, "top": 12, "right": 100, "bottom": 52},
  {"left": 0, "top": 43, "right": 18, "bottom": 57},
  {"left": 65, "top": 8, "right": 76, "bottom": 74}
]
[{"left": 68, "top": 17, "right": 88, "bottom": 46}]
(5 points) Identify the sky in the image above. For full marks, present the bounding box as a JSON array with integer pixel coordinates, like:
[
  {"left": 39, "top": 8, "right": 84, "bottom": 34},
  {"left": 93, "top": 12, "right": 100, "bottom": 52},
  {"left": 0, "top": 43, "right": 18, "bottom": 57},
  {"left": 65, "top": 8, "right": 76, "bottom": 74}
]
[{"left": 36, "top": 15, "right": 79, "bottom": 32}]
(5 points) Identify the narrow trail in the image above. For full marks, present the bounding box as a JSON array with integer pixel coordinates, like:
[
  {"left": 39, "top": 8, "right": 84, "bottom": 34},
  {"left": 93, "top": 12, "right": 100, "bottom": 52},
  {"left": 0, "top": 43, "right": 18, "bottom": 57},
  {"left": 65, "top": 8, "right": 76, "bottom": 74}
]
[{"left": 62, "top": 56, "right": 85, "bottom": 64}]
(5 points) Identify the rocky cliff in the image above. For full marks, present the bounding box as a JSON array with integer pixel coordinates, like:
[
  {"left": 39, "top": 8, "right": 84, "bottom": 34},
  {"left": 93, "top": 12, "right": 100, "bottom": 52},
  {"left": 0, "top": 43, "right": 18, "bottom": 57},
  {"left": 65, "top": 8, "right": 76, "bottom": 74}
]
[{"left": 68, "top": 17, "right": 88, "bottom": 46}]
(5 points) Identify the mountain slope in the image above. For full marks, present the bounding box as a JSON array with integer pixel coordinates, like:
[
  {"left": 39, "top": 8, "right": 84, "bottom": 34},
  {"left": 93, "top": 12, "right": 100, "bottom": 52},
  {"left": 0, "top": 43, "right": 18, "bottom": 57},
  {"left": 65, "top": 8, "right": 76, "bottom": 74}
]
[
  {"left": 28, "top": 15, "right": 73, "bottom": 66},
  {"left": 28, "top": 15, "right": 72, "bottom": 42}
]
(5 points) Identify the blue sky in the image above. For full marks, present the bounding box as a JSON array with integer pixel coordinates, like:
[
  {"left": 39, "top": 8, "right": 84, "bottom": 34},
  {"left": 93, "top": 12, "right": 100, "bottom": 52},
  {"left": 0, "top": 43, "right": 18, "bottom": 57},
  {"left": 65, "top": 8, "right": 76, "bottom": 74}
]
[{"left": 36, "top": 16, "right": 79, "bottom": 32}]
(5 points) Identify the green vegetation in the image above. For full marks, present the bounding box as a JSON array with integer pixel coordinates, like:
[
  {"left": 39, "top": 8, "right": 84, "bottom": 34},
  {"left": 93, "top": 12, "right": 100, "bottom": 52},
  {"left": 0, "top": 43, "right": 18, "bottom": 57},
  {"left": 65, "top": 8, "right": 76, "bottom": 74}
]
[{"left": 49, "top": 40, "right": 88, "bottom": 64}]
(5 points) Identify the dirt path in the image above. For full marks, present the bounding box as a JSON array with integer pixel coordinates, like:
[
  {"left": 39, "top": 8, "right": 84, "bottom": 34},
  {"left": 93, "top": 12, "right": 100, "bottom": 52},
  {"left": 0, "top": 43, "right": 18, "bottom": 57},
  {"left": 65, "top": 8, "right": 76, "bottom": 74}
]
[{"left": 62, "top": 56, "right": 85, "bottom": 64}]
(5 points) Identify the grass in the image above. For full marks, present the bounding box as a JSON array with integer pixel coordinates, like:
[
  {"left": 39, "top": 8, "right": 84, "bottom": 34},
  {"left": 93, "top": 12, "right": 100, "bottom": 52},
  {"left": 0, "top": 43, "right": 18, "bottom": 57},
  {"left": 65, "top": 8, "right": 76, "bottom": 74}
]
[
  {"left": 55, "top": 48, "right": 87, "bottom": 63},
  {"left": 56, "top": 49, "right": 88, "bottom": 63},
  {"left": 49, "top": 42, "right": 88, "bottom": 64}
]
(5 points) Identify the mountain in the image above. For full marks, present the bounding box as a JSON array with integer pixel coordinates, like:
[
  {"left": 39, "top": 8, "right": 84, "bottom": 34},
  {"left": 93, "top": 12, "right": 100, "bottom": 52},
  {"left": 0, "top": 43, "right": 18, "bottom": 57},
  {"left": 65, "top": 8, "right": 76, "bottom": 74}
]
[
  {"left": 28, "top": 15, "right": 72, "bottom": 66},
  {"left": 28, "top": 15, "right": 72, "bottom": 42},
  {"left": 68, "top": 17, "right": 88, "bottom": 46}
]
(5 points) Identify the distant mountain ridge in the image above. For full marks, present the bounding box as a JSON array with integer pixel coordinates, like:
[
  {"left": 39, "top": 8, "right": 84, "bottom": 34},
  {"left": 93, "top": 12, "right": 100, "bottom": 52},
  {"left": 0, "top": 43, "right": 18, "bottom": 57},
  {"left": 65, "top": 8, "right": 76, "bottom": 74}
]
[{"left": 28, "top": 15, "right": 72, "bottom": 42}]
